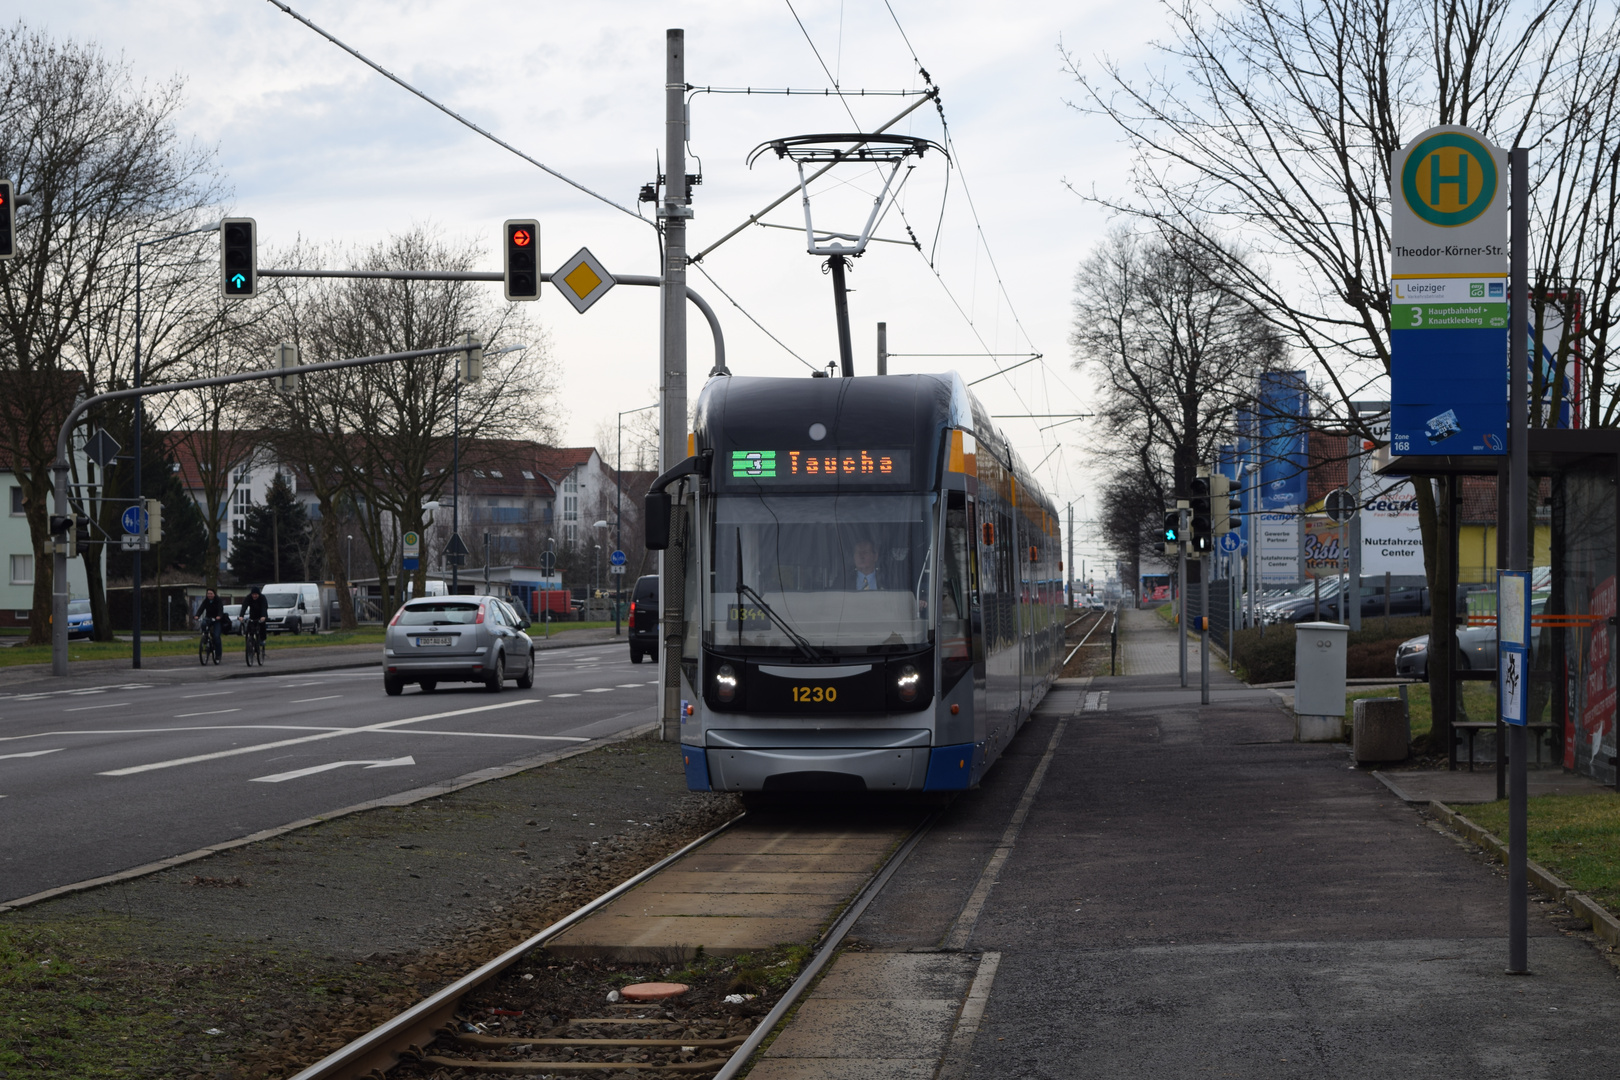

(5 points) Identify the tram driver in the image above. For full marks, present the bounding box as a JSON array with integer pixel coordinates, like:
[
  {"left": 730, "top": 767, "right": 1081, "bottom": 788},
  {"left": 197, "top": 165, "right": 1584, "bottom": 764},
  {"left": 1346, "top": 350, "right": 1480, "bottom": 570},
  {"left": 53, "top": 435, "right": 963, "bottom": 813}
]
[{"left": 850, "top": 539, "right": 888, "bottom": 591}]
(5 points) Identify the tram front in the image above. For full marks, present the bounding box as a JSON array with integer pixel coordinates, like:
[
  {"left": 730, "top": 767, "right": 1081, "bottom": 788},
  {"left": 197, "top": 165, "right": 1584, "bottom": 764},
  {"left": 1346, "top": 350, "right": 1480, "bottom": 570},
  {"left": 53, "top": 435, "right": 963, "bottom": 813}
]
[{"left": 649, "top": 374, "right": 982, "bottom": 794}]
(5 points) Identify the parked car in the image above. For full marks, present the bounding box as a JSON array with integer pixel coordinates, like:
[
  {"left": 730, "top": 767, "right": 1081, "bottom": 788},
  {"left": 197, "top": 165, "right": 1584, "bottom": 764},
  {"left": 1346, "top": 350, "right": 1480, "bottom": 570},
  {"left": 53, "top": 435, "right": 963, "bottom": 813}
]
[
  {"left": 67, "top": 598, "right": 94, "bottom": 639},
  {"left": 1394, "top": 595, "right": 1546, "bottom": 678},
  {"left": 384, "top": 595, "right": 536, "bottom": 695},
  {"left": 260, "top": 582, "right": 322, "bottom": 634},
  {"left": 628, "top": 574, "right": 659, "bottom": 664},
  {"left": 1267, "top": 579, "right": 1430, "bottom": 623}
]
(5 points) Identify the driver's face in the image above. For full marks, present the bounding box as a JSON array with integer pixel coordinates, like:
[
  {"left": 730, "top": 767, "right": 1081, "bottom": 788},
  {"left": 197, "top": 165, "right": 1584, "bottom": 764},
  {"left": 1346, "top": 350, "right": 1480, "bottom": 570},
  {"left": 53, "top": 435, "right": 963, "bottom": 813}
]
[{"left": 854, "top": 542, "right": 878, "bottom": 574}]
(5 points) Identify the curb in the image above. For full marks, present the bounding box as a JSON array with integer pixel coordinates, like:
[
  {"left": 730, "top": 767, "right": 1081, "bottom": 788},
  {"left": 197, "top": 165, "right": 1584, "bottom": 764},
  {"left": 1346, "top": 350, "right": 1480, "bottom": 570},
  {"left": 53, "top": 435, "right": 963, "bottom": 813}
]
[
  {"left": 1428, "top": 799, "right": 1620, "bottom": 949},
  {"left": 0, "top": 719, "right": 662, "bottom": 913}
]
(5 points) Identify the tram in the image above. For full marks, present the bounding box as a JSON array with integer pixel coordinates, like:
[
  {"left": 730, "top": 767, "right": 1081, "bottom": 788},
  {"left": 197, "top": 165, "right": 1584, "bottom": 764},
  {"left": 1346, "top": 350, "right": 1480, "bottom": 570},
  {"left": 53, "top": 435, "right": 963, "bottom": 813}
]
[{"left": 645, "top": 372, "right": 1065, "bottom": 793}]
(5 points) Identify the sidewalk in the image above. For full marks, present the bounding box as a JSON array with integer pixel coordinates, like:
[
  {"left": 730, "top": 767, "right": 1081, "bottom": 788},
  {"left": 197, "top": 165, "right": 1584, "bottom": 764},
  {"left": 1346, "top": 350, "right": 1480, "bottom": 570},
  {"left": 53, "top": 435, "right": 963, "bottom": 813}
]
[
  {"left": 0, "top": 624, "right": 626, "bottom": 692},
  {"left": 788, "top": 606, "right": 1620, "bottom": 1078}
]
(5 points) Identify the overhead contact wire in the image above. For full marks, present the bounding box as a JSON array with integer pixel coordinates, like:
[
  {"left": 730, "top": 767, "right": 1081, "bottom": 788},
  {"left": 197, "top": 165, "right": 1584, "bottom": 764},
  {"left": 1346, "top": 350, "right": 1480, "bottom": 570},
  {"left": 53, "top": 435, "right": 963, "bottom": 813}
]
[{"left": 262, "top": 0, "right": 650, "bottom": 227}]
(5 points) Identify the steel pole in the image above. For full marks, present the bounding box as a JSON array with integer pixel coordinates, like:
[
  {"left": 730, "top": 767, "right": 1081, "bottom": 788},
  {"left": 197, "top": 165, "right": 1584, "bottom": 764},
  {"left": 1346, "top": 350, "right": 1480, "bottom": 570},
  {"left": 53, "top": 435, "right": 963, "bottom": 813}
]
[
  {"left": 1200, "top": 553, "right": 1210, "bottom": 704},
  {"left": 451, "top": 377, "right": 460, "bottom": 593},
  {"left": 877, "top": 321, "right": 887, "bottom": 376},
  {"left": 829, "top": 255, "right": 855, "bottom": 377},
  {"left": 1178, "top": 517, "right": 1188, "bottom": 689},
  {"left": 616, "top": 412, "right": 623, "bottom": 637},
  {"left": 132, "top": 242, "right": 143, "bottom": 667},
  {"left": 1508, "top": 145, "right": 1530, "bottom": 975},
  {"left": 659, "top": 29, "right": 689, "bottom": 742}
]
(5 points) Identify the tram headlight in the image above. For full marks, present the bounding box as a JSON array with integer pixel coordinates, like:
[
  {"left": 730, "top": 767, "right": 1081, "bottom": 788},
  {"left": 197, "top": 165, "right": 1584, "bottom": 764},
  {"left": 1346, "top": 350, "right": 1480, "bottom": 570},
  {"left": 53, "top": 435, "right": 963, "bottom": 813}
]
[
  {"left": 895, "top": 663, "right": 921, "bottom": 704},
  {"left": 715, "top": 663, "right": 739, "bottom": 704}
]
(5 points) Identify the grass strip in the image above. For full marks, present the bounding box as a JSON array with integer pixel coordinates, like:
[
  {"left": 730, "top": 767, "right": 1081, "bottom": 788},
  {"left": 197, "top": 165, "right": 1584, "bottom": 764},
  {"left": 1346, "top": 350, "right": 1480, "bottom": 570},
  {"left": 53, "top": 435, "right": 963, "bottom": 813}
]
[{"left": 1462, "top": 792, "right": 1620, "bottom": 913}]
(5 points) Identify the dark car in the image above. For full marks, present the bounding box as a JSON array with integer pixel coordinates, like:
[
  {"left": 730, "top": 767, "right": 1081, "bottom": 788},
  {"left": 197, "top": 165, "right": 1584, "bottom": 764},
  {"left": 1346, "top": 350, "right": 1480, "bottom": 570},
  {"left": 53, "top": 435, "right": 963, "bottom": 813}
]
[
  {"left": 1269, "top": 580, "right": 1429, "bottom": 624},
  {"left": 629, "top": 574, "right": 658, "bottom": 664}
]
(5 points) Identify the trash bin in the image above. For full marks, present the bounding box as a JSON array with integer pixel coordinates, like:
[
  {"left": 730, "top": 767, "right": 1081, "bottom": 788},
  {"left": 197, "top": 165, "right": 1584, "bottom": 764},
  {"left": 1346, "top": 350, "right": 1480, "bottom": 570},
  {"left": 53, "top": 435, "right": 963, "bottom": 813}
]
[{"left": 1294, "top": 621, "right": 1349, "bottom": 742}]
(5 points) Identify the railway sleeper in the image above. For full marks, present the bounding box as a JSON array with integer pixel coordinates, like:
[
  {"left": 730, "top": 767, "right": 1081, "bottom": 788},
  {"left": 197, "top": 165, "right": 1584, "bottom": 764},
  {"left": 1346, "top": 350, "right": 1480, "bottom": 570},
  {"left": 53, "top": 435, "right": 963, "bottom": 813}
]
[
  {"left": 454, "top": 1031, "right": 747, "bottom": 1048},
  {"left": 420, "top": 1056, "right": 731, "bottom": 1073}
]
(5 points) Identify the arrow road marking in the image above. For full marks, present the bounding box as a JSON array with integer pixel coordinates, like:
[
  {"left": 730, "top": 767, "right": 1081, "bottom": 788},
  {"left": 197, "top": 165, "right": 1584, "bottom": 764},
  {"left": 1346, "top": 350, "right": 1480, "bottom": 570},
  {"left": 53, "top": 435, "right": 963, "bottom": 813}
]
[
  {"left": 98, "top": 699, "right": 539, "bottom": 776},
  {"left": 0, "top": 748, "right": 64, "bottom": 761},
  {"left": 250, "top": 756, "right": 415, "bottom": 783}
]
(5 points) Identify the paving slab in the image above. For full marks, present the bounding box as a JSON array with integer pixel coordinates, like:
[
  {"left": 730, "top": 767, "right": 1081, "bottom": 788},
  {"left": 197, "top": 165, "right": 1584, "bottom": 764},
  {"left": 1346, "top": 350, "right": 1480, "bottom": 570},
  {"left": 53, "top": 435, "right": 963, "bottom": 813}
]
[{"left": 751, "top": 952, "right": 979, "bottom": 1079}]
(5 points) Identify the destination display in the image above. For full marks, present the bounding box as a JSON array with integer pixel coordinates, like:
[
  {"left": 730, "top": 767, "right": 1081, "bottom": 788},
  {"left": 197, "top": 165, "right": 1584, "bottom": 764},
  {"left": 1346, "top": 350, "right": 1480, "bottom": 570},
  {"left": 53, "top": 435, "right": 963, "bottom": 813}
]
[{"left": 727, "top": 447, "right": 911, "bottom": 484}]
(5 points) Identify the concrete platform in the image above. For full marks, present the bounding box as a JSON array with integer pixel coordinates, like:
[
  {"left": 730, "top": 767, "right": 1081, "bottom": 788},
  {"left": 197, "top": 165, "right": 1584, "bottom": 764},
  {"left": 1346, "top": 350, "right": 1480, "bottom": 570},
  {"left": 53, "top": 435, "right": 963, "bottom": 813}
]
[
  {"left": 543, "top": 823, "right": 906, "bottom": 960},
  {"left": 750, "top": 952, "right": 980, "bottom": 1080},
  {"left": 1374, "top": 766, "right": 1611, "bottom": 804}
]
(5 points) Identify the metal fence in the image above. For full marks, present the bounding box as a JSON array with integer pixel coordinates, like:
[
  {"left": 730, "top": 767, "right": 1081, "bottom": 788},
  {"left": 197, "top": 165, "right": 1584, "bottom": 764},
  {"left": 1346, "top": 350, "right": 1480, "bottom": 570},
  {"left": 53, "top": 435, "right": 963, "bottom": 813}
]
[{"left": 1183, "top": 577, "right": 1235, "bottom": 655}]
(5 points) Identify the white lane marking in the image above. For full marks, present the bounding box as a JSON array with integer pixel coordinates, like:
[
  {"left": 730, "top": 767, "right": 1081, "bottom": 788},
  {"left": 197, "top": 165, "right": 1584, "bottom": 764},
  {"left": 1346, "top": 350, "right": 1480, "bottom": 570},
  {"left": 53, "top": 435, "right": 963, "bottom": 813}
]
[
  {"left": 182, "top": 692, "right": 232, "bottom": 699},
  {"left": 0, "top": 683, "right": 149, "bottom": 700},
  {"left": 584, "top": 688, "right": 613, "bottom": 693},
  {"left": 550, "top": 693, "right": 580, "bottom": 698},
  {"left": 64, "top": 702, "right": 130, "bottom": 713},
  {"left": 375, "top": 729, "right": 588, "bottom": 742},
  {"left": 98, "top": 700, "right": 541, "bottom": 777},
  {"left": 63, "top": 689, "right": 107, "bottom": 696},
  {"left": 290, "top": 696, "right": 342, "bottom": 704},
  {"left": 616, "top": 684, "right": 647, "bottom": 688},
  {"left": 250, "top": 756, "right": 415, "bottom": 783},
  {"left": 0, "top": 748, "right": 64, "bottom": 761},
  {"left": 175, "top": 709, "right": 242, "bottom": 719}
]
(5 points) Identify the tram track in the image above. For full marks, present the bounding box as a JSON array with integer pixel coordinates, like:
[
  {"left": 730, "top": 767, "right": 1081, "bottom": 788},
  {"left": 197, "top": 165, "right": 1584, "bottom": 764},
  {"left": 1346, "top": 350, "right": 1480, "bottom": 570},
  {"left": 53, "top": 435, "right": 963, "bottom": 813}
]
[{"left": 286, "top": 801, "right": 939, "bottom": 1080}]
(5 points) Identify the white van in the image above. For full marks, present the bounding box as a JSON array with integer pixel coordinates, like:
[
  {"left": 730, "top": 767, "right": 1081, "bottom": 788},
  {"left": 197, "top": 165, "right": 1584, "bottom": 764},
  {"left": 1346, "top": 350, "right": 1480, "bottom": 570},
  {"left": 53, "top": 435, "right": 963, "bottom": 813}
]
[{"left": 260, "top": 582, "right": 322, "bottom": 634}]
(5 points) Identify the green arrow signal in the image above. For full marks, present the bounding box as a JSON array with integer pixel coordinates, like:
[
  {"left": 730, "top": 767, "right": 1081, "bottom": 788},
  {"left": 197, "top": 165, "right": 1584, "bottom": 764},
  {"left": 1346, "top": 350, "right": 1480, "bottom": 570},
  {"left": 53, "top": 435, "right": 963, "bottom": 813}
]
[{"left": 230, "top": 273, "right": 246, "bottom": 289}]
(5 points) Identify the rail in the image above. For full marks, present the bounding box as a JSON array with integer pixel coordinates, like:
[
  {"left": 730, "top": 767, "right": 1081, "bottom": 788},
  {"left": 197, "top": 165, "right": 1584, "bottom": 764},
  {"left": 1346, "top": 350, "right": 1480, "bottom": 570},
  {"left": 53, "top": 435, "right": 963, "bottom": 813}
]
[
  {"left": 285, "top": 806, "right": 941, "bottom": 1079},
  {"left": 1062, "top": 605, "right": 1113, "bottom": 671}
]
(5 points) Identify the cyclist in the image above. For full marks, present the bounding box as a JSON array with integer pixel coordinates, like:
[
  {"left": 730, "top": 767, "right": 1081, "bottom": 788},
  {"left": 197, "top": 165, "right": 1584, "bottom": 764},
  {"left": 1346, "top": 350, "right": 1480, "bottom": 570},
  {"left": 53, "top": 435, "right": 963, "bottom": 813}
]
[
  {"left": 197, "top": 588, "right": 227, "bottom": 663},
  {"left": 239, "top": 585, "right": 270, "bottom": 660}
]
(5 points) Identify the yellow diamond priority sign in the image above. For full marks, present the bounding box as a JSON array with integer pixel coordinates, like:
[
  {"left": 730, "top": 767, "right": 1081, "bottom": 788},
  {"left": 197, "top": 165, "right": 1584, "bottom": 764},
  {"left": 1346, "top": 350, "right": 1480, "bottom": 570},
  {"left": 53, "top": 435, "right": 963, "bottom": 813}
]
[{"left": 553, "top": 247, "right": 616, "bottom": 314}]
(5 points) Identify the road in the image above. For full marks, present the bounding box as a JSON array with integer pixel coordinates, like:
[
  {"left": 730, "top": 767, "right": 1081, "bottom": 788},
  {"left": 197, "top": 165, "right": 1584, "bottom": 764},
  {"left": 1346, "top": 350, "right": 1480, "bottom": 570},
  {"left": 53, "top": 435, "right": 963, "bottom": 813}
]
[{"left": 0, "top": 644, "right": 659, "bottom": 903}]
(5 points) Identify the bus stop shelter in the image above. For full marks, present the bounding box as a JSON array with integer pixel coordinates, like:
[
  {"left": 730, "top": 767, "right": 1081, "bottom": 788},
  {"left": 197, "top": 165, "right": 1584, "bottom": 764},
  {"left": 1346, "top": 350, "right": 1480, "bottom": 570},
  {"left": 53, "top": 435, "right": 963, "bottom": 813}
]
[{"left": 1385, "top": 428, "right": 1618, "bottom": 788}]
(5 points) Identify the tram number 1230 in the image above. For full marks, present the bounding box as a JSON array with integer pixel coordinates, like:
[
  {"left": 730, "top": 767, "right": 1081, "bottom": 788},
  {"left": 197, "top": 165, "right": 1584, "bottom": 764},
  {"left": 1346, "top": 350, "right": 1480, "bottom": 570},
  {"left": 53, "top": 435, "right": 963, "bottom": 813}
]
[{"left": 791, "top": 685, "right": 838, "bottom": 703}]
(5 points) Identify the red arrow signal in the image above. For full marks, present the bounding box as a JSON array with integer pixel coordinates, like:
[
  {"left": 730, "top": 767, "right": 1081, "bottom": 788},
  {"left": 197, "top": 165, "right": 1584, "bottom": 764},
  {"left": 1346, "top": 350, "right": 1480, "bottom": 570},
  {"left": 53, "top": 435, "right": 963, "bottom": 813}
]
[{"left": 512, "top": 228, "right": 532, "bottom": 247}]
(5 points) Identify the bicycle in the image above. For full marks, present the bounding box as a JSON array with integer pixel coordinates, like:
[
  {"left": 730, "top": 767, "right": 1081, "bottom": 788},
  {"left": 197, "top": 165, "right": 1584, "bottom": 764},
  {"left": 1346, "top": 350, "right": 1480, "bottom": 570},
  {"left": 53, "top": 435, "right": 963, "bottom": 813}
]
[
  {"left": 197, "top": 619, "right": 223, "bottom": 665},
  {"left": 244, "top": 619, "right": 266, "bottom": 666}
]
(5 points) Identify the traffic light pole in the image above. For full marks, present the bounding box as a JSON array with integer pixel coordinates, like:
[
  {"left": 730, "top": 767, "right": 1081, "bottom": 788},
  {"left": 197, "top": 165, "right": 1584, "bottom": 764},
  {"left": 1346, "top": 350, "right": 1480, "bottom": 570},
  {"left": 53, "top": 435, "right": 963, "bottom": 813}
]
[
  {"left": 1178, "top": 526, "right": 1188, "bottom": 689},
  {"left": 1200, "top": 553, "right": 1211, "bottom": 705},
  {"left": 49, "top": 343, "right": 481, "bottom": 677},
  {"left": 660, "top": 28, "right": 690, "bottom": 742}
]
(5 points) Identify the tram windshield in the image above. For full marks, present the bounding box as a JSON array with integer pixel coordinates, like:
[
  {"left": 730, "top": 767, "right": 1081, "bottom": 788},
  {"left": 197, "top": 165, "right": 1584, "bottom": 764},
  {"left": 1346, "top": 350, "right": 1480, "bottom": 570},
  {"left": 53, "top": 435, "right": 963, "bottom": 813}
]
[{"left": 708, "top": 493, "right": 936, "bottom": 653}]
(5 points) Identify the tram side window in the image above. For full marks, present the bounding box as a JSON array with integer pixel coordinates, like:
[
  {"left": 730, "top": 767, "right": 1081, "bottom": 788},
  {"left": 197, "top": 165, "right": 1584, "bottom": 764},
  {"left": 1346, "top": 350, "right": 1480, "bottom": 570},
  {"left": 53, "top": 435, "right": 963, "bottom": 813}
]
[{"left": 943, "top": 493, "right": 972, "bottom": 660}]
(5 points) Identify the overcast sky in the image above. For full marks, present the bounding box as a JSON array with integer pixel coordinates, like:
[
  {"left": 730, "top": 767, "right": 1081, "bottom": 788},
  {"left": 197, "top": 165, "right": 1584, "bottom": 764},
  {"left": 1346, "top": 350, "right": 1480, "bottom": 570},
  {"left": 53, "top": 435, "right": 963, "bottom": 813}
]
[{"left": 24, "top": 0, "right": 1166, "bottom": 568}]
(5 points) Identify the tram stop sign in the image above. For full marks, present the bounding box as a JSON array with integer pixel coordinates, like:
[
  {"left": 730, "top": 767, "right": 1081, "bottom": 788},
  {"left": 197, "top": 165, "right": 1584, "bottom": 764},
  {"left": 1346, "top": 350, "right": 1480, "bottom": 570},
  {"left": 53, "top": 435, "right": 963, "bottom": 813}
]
[{"left": 1325, "top": 488, "right": 1357, "bottom": 523}]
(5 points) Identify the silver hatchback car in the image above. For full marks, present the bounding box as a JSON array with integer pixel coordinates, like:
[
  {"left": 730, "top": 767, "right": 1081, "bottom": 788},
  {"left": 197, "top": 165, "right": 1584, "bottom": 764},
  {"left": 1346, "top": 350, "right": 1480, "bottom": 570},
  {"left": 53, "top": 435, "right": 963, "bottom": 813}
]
[{"left": 383, "top": 596, "right": 536, "bottom": 695}]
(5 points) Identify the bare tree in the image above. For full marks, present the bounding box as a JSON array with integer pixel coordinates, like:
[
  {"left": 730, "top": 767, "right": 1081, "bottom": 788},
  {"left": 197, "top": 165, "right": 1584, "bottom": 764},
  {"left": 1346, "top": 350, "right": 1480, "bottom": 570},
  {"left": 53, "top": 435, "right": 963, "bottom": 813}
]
[
  {"left": 0, "top": 23, "right": 221, "bottom": 641},
  {"left": 1072, "top": 225, "right": 1287, "bottom": 545},
  {"left": 256, "top": 229, "right": 557, "bottom": 620},
  {"left": 1068, "top": 0, "right": 1620, "bottom": 746}
]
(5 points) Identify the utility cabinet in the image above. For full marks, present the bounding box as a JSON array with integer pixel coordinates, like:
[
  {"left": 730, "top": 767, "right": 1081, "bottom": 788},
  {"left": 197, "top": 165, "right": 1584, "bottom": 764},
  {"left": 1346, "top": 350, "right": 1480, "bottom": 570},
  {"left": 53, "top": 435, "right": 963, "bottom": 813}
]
[{"left": 1295, "top": 621, "right": 1349, "bottom": 741}]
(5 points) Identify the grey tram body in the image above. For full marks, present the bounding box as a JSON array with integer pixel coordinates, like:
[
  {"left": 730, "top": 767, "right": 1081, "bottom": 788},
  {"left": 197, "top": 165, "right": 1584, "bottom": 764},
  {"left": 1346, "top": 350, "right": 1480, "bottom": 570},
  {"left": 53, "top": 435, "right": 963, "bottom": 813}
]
[{"left": 665, "top": 373, "right": 1065, "bottom": 793}]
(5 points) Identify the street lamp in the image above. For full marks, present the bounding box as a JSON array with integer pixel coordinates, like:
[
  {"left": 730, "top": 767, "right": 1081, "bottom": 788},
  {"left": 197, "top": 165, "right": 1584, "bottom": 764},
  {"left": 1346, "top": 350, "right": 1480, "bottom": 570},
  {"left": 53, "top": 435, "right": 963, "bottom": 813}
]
[
  {"left": 449, "top": 341, "right": 527, "bottom": 595},
  {"left": 592, "top": 520, "right": 608, "bottom": 616},
  {"left": 131, "top": 219, "right": 220, "bottom": 668},
  {"left": 616, "top": 402, "right": 657, "bottom": 636}
]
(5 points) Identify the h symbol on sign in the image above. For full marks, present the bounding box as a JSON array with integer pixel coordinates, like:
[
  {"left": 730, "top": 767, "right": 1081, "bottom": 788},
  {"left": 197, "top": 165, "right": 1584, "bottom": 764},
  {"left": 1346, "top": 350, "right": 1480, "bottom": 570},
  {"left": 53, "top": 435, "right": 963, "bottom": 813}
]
[{"left": 1429, "top": 151, "right": 1468, "bottom": 208}]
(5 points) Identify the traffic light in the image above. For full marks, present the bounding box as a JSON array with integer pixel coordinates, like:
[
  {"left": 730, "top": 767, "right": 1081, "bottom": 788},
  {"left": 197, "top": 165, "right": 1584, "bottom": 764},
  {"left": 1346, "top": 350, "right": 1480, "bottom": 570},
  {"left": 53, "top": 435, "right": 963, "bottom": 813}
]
[
  {"left": 0, "top": 179, "right": 14, "bottom": 260},
  {"left": 458, "top": 331, "right": 482, "bottom": 385},
  {"left": 1155, "top": 510, "right": 1181, "bottom": 557},
  {"left": 1210, "top": 473, "right": 1239, "bottom": 536},
  {"left": 74, "top": 513, "right": 92, "bottom": 554},
  {"left": 503, "top": 219, "right": 540, "bottom": 301},
  {"left": 220, "top": 217, "right": 257, "bottom": 298},
  {"left": 1189, "top": 474, "right": 1213, "bottom": 553},
  {"left": 144, "top": 498, "right": 162, "bottom": 544},
  {"left": 49, "top": 513, "right": 74, "bottom": 558},
  {"left": 273, "top": 342, "right": 300, "bottom": 392}
]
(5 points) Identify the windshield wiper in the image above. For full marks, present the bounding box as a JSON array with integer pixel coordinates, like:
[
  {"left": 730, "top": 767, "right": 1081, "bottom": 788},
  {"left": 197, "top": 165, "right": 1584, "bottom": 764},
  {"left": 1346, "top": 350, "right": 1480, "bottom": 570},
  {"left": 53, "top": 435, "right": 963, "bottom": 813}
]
[{"left": 734, "top": 528, "right": 824, "bottom": 662}]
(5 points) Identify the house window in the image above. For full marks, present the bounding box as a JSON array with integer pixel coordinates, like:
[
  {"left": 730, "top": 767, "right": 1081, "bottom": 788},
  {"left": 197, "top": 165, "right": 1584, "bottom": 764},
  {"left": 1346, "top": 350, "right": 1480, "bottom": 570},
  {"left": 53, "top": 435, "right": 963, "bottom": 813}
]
[
  {"left": 563, "top": 472, "right": 578, "bottom": 522},
  {"left": 10, "top": 554, "right": 33, "bottom": 584},
  {"left": 490, "top": 470, "right": 503, "bottom": 478},
  {"left": 473, "top": 469, "right": 486, "bottom": 478},
  {"left": 9, "top": 486, "right": 23, "bottom": 516},
  {"left": 522, "top": 470, "right": 535, "bottom": 480}
]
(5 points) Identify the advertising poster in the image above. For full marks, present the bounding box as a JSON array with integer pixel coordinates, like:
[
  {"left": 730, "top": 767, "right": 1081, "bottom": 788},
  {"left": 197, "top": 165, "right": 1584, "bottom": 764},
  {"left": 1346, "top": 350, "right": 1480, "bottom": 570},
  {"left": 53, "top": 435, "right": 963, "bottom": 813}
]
[
  {"left": 1258, "top": 372, "right": 1309, "bottom": 510},
  {"left": 1360, "top": 480, "right": 1425, "bottom": 576},
  {"left": 1259, "top": 512, "right": 1300, "bottom": 583},
  {"left": 1577, "top": 576, "right": 1615, "bottom": 771},
  {"left": 1303, "top": 518, "right": 1347, "bottom": 579}
]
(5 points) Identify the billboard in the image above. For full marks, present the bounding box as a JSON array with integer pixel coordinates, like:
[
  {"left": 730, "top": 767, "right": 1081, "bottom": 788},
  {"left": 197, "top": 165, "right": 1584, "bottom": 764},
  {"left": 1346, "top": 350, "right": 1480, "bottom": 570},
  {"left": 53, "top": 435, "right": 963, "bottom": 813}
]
[
  {"left": 1389, "top": 125, "right": 1510, "bottom": 456},
  {"left": 1259, "top": 511, "right": 1300, "bottom": 583},
  {"left": 1258, "top": 372, "right": 1308, "bottom": 510}
]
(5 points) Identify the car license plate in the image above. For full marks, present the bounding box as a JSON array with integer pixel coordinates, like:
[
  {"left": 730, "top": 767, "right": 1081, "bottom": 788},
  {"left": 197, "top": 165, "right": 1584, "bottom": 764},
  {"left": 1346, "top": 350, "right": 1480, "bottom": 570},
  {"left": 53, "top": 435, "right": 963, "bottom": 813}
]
[{"left": 417, "top": 635, "right": 453, "bottom": 647}]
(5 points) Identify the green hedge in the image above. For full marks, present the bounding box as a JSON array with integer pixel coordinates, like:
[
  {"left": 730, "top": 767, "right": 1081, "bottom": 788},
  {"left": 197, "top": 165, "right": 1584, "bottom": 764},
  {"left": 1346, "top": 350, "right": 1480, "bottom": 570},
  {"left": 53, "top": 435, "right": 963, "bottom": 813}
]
[{"left": 1232, "top": 616, "right": 1430, "bottom": 684}]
